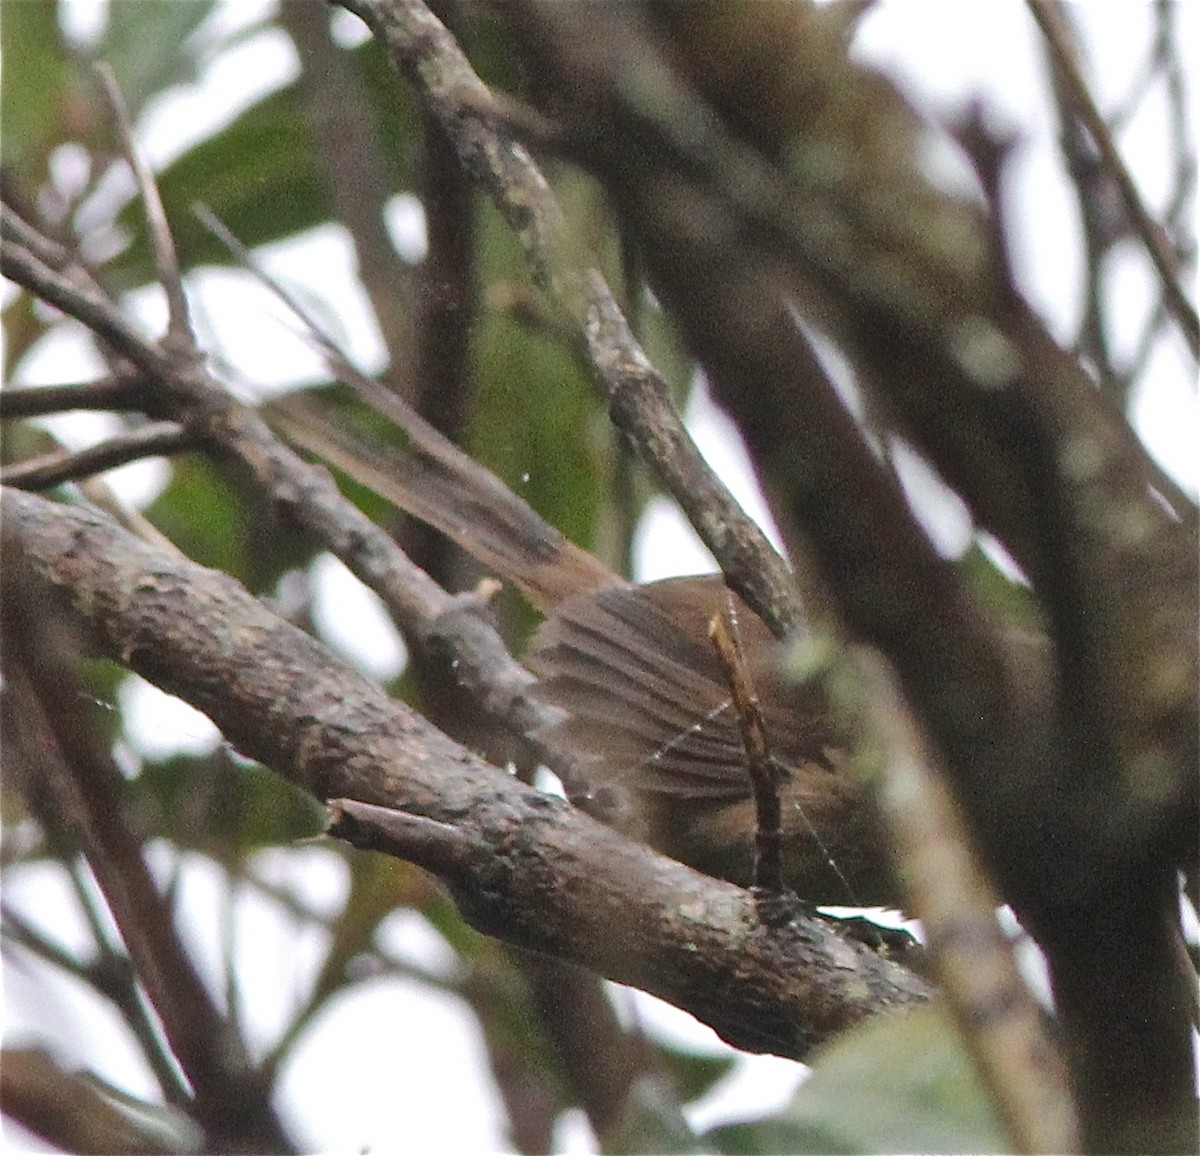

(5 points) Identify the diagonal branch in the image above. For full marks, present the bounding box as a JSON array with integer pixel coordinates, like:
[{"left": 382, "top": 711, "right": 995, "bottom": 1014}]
[
  {"left": 3, "top": 207, "right": 562, "bottom": 775},
  {"left": 94, "top": 62, "right": 197, "bottom": 358},
  {"left": 1, "top": 422, "right": 193, "bottom": 490},
  {"left": 1028, "top": 0, "right": 1199, "bottom": 359},
  {"left": 0, "top": 233, "right": 174, "bottom": 381},
  {"left": 3, "top": 486, "right": 932, "bottom": 1062},
  {"left": 333, "top": 0, "right": 802, "bottom": 638},
  {"left": 1, "top": 565, "right": 294, "bottom": 1152}
]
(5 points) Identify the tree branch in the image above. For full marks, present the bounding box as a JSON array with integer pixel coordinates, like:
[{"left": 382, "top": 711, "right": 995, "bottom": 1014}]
[
  {"left": 0, "top": 1047, "right": 202, "bottom": 1156},
  {"left": 1028, "top": 0, "right": 1199, "bottom": 359},
  {"left": 0, "top": 559, "right": 294, "bottom": 1153},
  {"left": 333, "top": 0, "right": 802, "bottom": 638},
  {"left": 0, "top": 374, "right": 154, "bottom": 418},
  {"left": 2, "top": 486, "right": 931, "bottom": 1062},
  {"left": 1, "top": 422, "right": 193, "bottom": 490}
]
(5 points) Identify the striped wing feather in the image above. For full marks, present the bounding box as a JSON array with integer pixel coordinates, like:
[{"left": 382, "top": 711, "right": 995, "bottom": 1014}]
[{"left": 529, "top": 575, "right": 835, "bottom": 803}]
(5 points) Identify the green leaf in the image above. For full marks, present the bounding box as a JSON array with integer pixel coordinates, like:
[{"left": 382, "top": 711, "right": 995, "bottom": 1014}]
[
  {"left": 113, "top": 36, "right": 418, "bottom": 287},
  {"left": 470, "top": 202, "right": 608, "bottom": 632},
  {"left": 143, "top": 455, "right": 316, "bottom": 592},
  {"left": 144, "top": 455, "right": 251, "bottom": 576},
  {"left": 114, "top": 81, "right": 328, "bottom": 285},
  {"left": 704, "top": 1005, "right": 1007, "bottom": 1155},
  {"left": 955, "top": 541, "right": 1042, "bottom": 628},
  {"left": 606, "top": 1073, "right": 704, "bottom": 1155},
  {"left": 136, "top": 748, "right": 324, "bottom": 854},
  {"left": 471, "top": 317, "right": 601, "bottom": 553},
  {"left": 96, "top": 0, "right": 218, "bottom": 122},
  {"left": 659, "top": 1047, "right": 737, "bottom": 1105},
  {"left": 706, "top": 1115, "right": 848, "bottom": 1156},
  {"left": 0, "top": 0, "right": 74, "bottom": 181}
]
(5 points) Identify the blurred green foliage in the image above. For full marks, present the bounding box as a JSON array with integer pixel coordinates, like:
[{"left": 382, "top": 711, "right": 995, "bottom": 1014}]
[{"left": 705, "top": 1005, "right": 1006, "bottom": 1155}]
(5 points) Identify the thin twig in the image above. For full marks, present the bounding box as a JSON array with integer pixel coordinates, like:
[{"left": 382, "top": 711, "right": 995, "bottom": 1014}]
[
  {"left": 336, "top": 0, "right": 800, "bottom": 638},
  {"left": 2, "top": 904, "right": 99, "bottom": 985},
  {"left": 0, "top": 238, "right": 174, "bottom": 379},
  {"left": 1, "top": 422, "right": 192, "bottom": 490},
  {"left": 192, "top": 205, "right": 372, "bottom": 396},
  {"left": 94, "top": 63, "right": 196, "bottom": 357},
  {"left": 0, "top": 199, "right": 77, "bottom": 271},
  {"left": 1028, "top": 0, "right": 1199, "bottom": 358},
  {"left": 277, "top": 0, "right": 418, "bottom": 391},
  {"left": 0, "top": 375, "right": 154, "bottom": 418},
  {"left": 58, "top": 867, "right": 195, "bottom": 1109},
  {"left": 252, "top": 861, "right": 460, "bottom": 1082}
]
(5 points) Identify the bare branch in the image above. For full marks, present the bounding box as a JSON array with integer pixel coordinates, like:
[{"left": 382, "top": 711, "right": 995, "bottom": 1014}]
[
  {"left": 334, "top": 0, "right": 801, "bottom": 638},
  {"left": 0, "top": 197, "right": 77, "bottom": 270},
  {"left": 1028, "top": 1, "right": 1199, "bottom": 359},
  {"left": 1, "top": 422, "right": 192, "bottom": 490},
  {"left": 1, "top": 902, "right": 192, "bottom": 1110},
  {"left": 3, "top": 486, "right": 932, "bottom": 1061},
  {"left": 0, "top": 375, "right": 154, "bottom": 418},
  {"left": 0, "top": 235, "right": 173, "bottom": 380},
  {"left": 94, "top": 63, "right": 196, "bottom": 356},
  {"left": 0, "top": 1047, "right": 202, "bottom": 1156}
]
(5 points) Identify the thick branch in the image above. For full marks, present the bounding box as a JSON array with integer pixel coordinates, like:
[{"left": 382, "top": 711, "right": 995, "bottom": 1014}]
[{"left": 2, "top": 487, "right": 931, "bottom": 1061}]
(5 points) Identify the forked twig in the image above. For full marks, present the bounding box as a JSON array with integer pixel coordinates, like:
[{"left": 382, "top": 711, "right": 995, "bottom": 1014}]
[{"left": 1028, "top": 0, "right": 1198, "bottom": 358}]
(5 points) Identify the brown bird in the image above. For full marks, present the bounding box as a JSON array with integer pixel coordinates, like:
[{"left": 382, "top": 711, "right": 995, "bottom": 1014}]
[{"left": 271, "top": 390, "right": 897, "bottom": 908}]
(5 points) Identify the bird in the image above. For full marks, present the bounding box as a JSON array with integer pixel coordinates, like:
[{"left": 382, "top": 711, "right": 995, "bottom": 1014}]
[{"left": 270, "top": 389, "right": 898, "bottom": 908}]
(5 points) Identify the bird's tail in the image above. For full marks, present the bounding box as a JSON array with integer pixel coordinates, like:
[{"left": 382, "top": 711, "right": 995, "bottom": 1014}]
[{"left": 267, "top": 388, "right": 621, "bottom": 613}]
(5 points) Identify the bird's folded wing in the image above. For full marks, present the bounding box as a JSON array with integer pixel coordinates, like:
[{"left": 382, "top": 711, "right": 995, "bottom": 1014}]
[{"left": 530, "top": 575, "right": 836, "bottom": 803}]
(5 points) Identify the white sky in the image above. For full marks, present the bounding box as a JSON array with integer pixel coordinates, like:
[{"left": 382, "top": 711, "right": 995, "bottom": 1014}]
[{"left": 3, "top": 2, "right": 1197, "bottom": 1152}]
